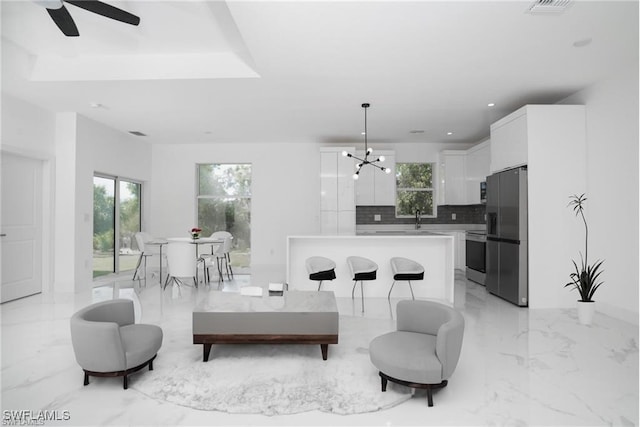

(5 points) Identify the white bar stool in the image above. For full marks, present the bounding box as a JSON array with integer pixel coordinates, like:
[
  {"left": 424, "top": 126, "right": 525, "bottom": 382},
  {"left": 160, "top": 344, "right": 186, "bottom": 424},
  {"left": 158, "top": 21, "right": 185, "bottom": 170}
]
[
  {"left": 347, "top": 256, "right": 378, "bottom": 312},
  {"left": 305, "top": 256, "right": 337, "bottom": 291},
  {"left": 389, "top": 257, "right": 425, "bottom": 300}
]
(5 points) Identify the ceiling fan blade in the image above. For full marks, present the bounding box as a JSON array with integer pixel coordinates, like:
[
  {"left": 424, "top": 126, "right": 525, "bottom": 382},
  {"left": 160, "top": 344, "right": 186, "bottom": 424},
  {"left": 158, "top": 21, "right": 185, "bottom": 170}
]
[
  {"left": 65, "top": 0, "right": 140, "bottom": 26},
  {"left": 46, "top": 5, "right": 79, "bottom": 36}
]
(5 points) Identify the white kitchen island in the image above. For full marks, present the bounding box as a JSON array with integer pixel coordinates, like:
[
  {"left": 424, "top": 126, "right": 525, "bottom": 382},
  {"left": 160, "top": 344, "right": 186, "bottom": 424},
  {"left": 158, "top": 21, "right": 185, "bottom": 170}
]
[{"left": 287, "top": 235, "right": 455, "bottom": 304}]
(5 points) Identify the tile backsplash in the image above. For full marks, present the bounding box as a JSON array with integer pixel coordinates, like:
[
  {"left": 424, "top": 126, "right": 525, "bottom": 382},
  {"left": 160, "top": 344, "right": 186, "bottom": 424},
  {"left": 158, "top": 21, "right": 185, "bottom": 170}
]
[{"left": 356, "top": 204, "right": 486, "bottom": 225}]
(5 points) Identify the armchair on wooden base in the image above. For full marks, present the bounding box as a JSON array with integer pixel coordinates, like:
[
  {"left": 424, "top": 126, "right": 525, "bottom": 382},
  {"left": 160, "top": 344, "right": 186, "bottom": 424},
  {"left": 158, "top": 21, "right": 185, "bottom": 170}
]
[
  {"left": 70, "top": 299, "right": 163, "bottom": 389},
  {"left": 369, "top": 300, "right": 464, "bottom": 406}
]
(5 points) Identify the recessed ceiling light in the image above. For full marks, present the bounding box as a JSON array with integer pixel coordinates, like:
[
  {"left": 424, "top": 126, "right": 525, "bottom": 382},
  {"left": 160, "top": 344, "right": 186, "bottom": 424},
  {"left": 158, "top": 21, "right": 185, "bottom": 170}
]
[
  {"left": 409, "top": 130, "right": 425, "bottom": 134},
  {"left": 361, "top": 132, "right": 366, "bottom": 135},
  {"left": 487, "top": 103, "right": 495, "bottom": 107},
  {"left": 90, "top": 102, "right": 103, "bottom": 108},
  {"left": 447, "top": 132, "right": 453, "bottom": 136},
  {"left": 129, "top": 131, "right": 147, "bottom": 137}
]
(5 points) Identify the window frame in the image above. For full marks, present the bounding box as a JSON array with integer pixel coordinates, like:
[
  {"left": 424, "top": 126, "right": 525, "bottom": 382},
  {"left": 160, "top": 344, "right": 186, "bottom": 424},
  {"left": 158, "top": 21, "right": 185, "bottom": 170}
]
[{"left": 395, "top": 162, "right": 438, "bottom": 218}]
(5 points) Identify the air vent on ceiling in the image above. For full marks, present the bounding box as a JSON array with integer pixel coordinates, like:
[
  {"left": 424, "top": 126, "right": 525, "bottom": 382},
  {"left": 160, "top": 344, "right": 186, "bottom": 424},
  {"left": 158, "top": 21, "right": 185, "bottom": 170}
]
[
  {"left": 129, "top": 131, "right": 147, "bottom": 137},
  {"left": 526, "top": 0, "right": 572, "bottom": 14}
]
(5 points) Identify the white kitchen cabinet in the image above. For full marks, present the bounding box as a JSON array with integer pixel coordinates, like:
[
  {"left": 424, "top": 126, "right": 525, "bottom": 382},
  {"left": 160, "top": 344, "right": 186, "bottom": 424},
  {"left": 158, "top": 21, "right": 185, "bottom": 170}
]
[
  {"left": 465, "top": 140, "right": 490, "bottom": 204},
  {"left": 489, "top": 107, "right": 528, "bottom": 173},
  {"left": 440, "top": 141, "right": 490, "bottom": 206},
  {"left": 355, "top": 150, "right": 395, "bottom": 206},
  {"left": 440, "top": 150, "right": 466, "bottom": 205},
  {"left": 320, "top": 147, "right": 355, "bottom": 235}
]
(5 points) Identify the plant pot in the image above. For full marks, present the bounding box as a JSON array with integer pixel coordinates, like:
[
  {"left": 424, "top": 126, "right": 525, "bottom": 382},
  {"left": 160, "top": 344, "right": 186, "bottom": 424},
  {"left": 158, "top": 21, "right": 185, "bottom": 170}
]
[{"left": 577, "top": 300, "right": 596, "bottom": 325}]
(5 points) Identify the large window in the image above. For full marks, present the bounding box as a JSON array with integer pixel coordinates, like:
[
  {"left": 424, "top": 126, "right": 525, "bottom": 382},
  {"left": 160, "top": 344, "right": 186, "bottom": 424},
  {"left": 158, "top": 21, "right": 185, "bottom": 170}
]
[
  {"left": 93, "top": 175, "right": 141, "bottom": 278},
  {"left": 395, "top": 163, "right": 436, "bottom": 217},
  {"left": 197, "top": 164, "right": 251, "bottom": 273}
]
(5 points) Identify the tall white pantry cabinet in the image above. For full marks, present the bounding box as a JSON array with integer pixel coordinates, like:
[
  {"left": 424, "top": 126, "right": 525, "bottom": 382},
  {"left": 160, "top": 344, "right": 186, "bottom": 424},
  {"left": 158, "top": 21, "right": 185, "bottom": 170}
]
[{"left": 320, "top": 147, "right": 356, "bottom": 235}]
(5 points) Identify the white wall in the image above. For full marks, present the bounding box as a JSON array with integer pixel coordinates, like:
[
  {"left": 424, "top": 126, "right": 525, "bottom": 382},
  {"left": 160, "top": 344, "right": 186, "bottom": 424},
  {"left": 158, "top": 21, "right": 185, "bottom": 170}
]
[
  {"left": 150, "top": 142, "right": 321, "bottom": 281},
  {"left": 1, "top": 94, "right": 56, "bottom": 157},
  {"left": 2, "top": 95, "right": 153, "bottom": 293},
  {"left": 73, "top": 116, "right": 153, "bottom": 291},
  {"left": 525, "top": 105, "right": 587, "bottom": 311},
  {"left": 560, "top": 65, "right": 639, "bottom": 323}
]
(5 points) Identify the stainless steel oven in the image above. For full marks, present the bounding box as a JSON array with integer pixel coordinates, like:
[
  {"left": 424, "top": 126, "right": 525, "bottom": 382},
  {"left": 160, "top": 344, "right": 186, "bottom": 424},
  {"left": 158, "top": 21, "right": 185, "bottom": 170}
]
[{"left": 466, "top": 231, "right": 486, "bottom": 285}]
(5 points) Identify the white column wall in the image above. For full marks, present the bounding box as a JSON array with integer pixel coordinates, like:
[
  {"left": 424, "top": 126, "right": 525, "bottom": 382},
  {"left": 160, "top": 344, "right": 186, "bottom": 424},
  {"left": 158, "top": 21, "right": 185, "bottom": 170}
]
[
  {"left": 560, "top": 66, "right": 639, "bottom": 323},
  {"left": 526, "top": 106, "right": 587, "bottom": 310}
]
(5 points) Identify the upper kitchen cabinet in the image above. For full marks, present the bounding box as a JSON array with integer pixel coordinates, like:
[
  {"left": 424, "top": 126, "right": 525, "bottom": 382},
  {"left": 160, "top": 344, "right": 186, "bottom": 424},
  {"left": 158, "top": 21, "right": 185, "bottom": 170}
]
[
  {"left": 440, "top": 141, "right": 490, "bottom": 205},
  {"left": 320, "top": 147, "right": 356, "bottom": 235},
  {"left": 465, "top": 140, "right": 490, "bottom": 204},
  {"left": 440, "top": 150, "right": 466, "bottom": 205},
  {"left": 490, "top": 108, "right": 528, "bottom": 172},
  {"left": 355, "top": 150, "right": 395, "bottom": 206}
]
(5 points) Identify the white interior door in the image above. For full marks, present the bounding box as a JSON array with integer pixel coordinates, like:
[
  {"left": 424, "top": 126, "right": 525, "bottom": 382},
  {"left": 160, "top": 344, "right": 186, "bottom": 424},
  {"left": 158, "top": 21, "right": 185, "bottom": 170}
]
[{"left": 1, "top": 152, "right": 43, "bottom": 303}]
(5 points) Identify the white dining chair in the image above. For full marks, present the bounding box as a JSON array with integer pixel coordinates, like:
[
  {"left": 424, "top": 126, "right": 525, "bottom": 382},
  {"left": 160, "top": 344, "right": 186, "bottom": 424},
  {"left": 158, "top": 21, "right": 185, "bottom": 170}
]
[
  {"left": 132, "top": 232, "right": 154, "bottom": 280},
  {"left": 164, "top": 239, "right": 198, "bottom": 289},
  {"left": 202, "top": 231, "right": 234, "bottom": 282}
]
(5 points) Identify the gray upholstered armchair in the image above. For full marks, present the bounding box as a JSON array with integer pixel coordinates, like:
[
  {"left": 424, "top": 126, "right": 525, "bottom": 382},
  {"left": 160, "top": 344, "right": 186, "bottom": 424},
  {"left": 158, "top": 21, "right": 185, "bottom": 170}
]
[
  {"left": 369, "top": 300, "right": 464, "bottom": 406},
  {"left": 70, "top": 299, "right": 163, "bottom": 389}
]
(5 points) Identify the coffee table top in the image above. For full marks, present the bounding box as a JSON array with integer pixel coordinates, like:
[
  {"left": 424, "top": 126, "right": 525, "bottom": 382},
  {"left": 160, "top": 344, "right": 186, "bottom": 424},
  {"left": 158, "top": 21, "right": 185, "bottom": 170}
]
[{"left": 194, "top": 290, "right": 337, "bottom": 314}]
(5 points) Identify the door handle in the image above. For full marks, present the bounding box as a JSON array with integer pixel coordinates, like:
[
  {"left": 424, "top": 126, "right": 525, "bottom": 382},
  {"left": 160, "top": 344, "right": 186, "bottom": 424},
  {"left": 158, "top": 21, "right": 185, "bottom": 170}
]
[{"left": 0, "top": 234, "right": 6, "bottom": 237}]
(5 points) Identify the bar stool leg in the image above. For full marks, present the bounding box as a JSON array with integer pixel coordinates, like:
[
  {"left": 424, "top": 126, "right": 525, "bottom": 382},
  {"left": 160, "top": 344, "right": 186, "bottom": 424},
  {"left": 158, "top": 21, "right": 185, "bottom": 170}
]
[
  {"left": 388, "top": 280, "right": 396, "bottom": 300},
  {"left": 360, "top": 280, "right": 365, "bottom": 312},
  {"left": 408, "top": 281, "right": 415, "bottom": 300},
  {"left": 317, "top": 280, "right": 323, "bottom": 291},
  {"left": 351, "top": 280, "right": 357, "bottom": 299}
]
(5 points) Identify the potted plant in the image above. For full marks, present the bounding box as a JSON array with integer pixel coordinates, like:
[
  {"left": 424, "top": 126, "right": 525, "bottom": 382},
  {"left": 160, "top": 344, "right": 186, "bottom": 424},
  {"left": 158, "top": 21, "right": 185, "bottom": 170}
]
[
  {"left": 190, "top": 227, "right": 202, "bottom": 239},
  {"left": 565, "top": 194, "right": 604, "bottom": 325}
]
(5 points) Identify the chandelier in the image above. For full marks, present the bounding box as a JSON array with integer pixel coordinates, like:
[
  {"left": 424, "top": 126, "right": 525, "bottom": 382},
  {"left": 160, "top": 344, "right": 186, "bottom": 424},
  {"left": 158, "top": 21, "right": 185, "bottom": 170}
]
[{"left": 342, "top": 103, "right": 391, "bottom": 180}]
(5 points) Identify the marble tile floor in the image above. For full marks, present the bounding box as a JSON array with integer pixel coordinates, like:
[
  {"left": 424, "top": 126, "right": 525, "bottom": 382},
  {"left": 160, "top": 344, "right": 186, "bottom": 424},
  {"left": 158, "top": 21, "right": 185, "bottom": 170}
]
[{"left": 1, "top": 271, "right": 637, "bottom": 426}]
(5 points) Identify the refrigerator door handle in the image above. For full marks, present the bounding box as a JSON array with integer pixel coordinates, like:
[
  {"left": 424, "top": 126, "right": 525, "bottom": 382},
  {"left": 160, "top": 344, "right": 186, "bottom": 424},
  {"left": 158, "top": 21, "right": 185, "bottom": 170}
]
[{"left": 487, "top": 212, "right": 498, "bottom": 236}]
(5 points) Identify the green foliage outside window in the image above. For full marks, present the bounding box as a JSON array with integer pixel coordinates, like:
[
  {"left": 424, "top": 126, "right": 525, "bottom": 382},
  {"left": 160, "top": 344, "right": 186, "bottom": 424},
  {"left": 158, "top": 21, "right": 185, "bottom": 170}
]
[
  {"left": 197, "top": 164, "right": 252, "bottom": 269},
  {"left": 396, "top": 163, "right": 435, "bottom": 217}
]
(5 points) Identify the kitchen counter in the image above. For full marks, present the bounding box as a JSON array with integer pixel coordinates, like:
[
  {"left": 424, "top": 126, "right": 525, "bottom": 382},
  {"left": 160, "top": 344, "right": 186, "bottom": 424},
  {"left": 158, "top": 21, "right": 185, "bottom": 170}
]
[
  {"left": 356, "top": 224, "right": 486, "bottom": 235},
  {"left": 287, "top": 235, "right": 454, "bottom": 303}
]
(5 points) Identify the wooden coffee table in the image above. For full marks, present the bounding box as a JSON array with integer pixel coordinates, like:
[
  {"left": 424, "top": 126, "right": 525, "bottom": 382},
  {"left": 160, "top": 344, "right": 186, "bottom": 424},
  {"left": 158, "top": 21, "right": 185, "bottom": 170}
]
[{"left": 192, "top": 290, "right": 339, "bottom": 362}]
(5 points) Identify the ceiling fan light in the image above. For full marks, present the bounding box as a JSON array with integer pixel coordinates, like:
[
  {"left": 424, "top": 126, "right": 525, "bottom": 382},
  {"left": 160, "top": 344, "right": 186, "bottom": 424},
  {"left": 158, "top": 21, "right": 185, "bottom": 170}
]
[
  {"left": 342, "top": 150, "right": 349, "bottom": 157},
  {"left": 385, "top": 168, "right": 391, "bottom": 174},
  {"left": 353, "top": 173, "right": 359, "bottom": 180},
  {"left": 379, "top": 155, "right": 385, "bottom": 162}
]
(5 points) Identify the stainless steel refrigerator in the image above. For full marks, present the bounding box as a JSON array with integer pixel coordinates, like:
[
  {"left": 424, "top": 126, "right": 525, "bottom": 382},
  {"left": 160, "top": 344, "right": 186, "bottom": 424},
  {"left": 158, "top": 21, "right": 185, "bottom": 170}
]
[{"left": 485, "top": 166, "right": 528, "bottom": 306}]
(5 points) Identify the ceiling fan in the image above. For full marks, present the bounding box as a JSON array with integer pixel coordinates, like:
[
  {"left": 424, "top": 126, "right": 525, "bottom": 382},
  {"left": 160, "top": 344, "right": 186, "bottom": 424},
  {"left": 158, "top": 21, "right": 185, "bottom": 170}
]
[{"left": 34, "top": 0, "right": 140, "bottom": 37}]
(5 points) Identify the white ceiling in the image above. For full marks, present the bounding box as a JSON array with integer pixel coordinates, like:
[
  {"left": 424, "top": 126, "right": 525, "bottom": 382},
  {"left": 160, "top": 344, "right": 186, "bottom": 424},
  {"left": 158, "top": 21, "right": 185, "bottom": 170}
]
[{"left": 2, "top": 0, "right": 638, "bottom": 145}]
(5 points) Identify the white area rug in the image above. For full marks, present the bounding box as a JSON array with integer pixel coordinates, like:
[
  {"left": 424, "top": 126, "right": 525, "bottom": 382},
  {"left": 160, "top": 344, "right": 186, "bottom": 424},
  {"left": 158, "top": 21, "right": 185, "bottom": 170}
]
[{"left": 131, "top": 316, "right": 412, "bottom": 415}]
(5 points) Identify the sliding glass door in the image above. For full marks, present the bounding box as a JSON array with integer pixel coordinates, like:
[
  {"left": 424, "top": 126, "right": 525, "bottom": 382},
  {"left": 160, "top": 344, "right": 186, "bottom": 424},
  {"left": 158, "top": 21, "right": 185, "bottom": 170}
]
[{"left": 93, "top": 175, "right": 141, "bottom": 278}]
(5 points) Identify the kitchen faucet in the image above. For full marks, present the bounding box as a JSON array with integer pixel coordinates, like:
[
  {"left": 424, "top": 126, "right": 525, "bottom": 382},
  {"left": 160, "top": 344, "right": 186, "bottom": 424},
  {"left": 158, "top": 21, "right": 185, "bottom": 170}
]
[{"left": 415, "top": 209, "right": 421, "bottom": 229}]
